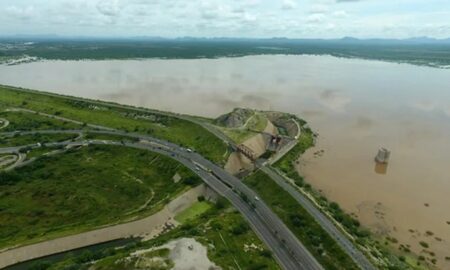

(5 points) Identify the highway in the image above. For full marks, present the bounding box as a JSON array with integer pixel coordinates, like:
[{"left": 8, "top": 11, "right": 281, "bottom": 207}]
[
  {"left": 194, "top": 118, "right": 377, "bottom": 270},
  {"left": 260, "top": 166, "right": 377, "bottom": 270},
  {"left": 0, "top": 87, "right": 376, "bottom": 269},
  {"left": 0, "top": 129, "right": 323, "bottom": 270}
]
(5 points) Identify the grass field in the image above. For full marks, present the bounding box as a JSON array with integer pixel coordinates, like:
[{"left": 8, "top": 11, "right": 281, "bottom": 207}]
[
  {"left": 84, "top": 132, "right": 139, "bottom": 142},
  {"left": 0, "top": 133, "right": 78, "bottom": 147},
  {"left": 25, "top": 146, "right": 61, "bottom": 160},
  {"left": 174, "top": 201, "right": 212, "bottom": 223},
  {"left": 0, "top": 111, "right": 81, "bottom": 131},
  {"left": 40, "top": 204, "right": 281, "bottom": 270},
  {"left": 0, "top": 145, "right": 201, "bottom": 249},
  {"left": 218, "top": 112, "right": 269, "bottom": 144},
  {"left": 0, "top": 86, "right": 228, "bottom": 164}
]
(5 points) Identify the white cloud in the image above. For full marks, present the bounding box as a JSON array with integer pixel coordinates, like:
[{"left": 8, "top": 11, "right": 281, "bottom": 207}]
[
  {"left": 5, "top": 5, "right": 35, "bottom": 20},
  {"left": 281, "top": 0, "right": 297, "bottom": 10},
  {"left": 310, "top": 4, "right": 329, "bottom": 15},
  {"left": 333, "top": 10, "right": 348, "bottom": 18},
  {"left": 97, "top": 0, "right": 121, "bottom": 17},
  {"left": 0, "top": 0, "right": 449, "bottom": 38},
  {"left": 307, "top": 14, "right": 326, "bottom": 24}
]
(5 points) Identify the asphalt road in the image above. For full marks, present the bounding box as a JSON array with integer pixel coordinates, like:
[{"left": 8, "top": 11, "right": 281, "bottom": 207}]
[
  {"left": 260, "top": 166, "right": 377, "bottom": 270},
  {"left": 0, "top": 92, "right": 376, "bottom": 269},
  {"left": 196, "top": 119, "right": 377, "bottom": 270},
  {"left": 0, "top": 130, "right": 322, "bottom": 270}
]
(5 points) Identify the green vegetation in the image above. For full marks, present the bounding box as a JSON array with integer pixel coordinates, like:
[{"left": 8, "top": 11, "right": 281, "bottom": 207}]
[
  {"left": 34, "top": 204, "right": 280, "bottom": 270},
  {"left": 246, "top": 113, "right": 268, "bottom": 131},
  {"left": 219, "top": 127, "right": 257, "bottom": 143},
  {"left": 84, "top": 132, "right": 138, "bottom": 142},
  {"left": 0, "top": 154, "right": 17, "bottom": 169},
  {"left": 25, "top": 146, "right": 62, "bottom": 160},
  {"left": 0, "top": 111, "right": 81, "bottom": 131},
  {"left": 0, "top": 145, "right": 200, "bottom": 249},
  {"left": 1, "top": 39, "right": 450, "bottom": 68},
  {"left": 0, "top": 86, "right": 228, "bottom": 164},
  {"left": 174, "top": 201, "right": 213, "bottom": 223},
  {"left": 244, "top": 171, "right": 359, "bottom": 270},
  {"left": 0, "top": 133, "right": 78, "bottom": 147},
  {"left": 274, "top": 125, "right": 314, "bottom": 174},
  {"left": 218, "top": 112, "right": 269, "bottom": 144}
]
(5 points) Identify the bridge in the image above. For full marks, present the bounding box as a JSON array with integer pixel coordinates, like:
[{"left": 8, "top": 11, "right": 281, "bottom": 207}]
[{"left": 236, "top": 144, "right": 256, "bottom": 161}]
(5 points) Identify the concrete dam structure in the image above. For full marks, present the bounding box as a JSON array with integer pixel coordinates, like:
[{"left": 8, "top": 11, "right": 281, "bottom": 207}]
[{"left": 375, "top": 148, "right": 391, "bottom": 164}]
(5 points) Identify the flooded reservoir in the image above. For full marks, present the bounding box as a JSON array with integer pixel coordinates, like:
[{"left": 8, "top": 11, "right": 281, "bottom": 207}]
[{"left": 1, "top": 55, "right": 450, "bottom": 267}]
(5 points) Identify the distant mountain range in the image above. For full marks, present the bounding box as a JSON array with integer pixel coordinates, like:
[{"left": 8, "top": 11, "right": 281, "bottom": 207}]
[
  {"left": 1, "top": 35, "right": 449, "bottom": 69},
  {"left": 1, "top": 35, "right": 450, "bottom": 44}
]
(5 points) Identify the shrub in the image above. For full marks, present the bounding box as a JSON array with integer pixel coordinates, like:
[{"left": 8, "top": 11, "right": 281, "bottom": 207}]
[
  {"left": 29, "top": 261, "right": 51, "bottom": 270},
  {"left": 215, "top": 197, "right": 227, "bottom": 209},
  {"left": 182, "top": 176, "right": 199, "bottom": 186},
  {"left": 260, "top": 249, "right": 272, "bottom": 258},
  {"left": 0, "top": 171, "right": 22, "bottom": 185},
  {"left": 231, "top": 221, "right": 249, "bottom": 235}
]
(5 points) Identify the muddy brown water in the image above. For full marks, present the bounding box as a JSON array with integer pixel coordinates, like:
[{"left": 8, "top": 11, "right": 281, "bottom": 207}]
[{"left": 1, "top": 55, "right": 450, "bottom": 267}]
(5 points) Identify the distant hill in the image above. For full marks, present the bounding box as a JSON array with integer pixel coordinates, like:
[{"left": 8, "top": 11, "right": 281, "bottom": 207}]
[{"left": 1, "top": 36, "right": 449, "bottom": 68}]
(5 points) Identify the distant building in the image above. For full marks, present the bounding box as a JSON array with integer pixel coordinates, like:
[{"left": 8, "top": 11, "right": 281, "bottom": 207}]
[{"left": 375, "top": 148, "right": 391, "bottom": 164}]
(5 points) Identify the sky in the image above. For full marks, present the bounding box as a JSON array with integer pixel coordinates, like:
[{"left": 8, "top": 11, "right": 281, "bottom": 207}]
[{"left": 1, "top": 0, "right": 450, "bottom": 39}]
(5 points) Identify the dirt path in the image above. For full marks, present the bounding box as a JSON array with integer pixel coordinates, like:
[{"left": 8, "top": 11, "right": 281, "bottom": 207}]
[
  {"left": 0, "top": 185, "right": 207, "bottom": 269},
  {"left": 132, "top": 238, "right": 221, "bottom": 270},
  {"left": 0, "top": 118, "right": 9, "bottom": 130},
  {"left": 3, "top": 153, "right": 26, "bottom": 172},
  {"left": 0, "top": 154, "right": 17, "bottom": 168}
]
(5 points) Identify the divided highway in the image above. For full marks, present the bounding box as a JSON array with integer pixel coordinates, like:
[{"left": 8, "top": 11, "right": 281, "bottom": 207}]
[
  {"left": 0, "top": 129, "right": 322, "bottom": 270},
  {"left": 0, "top": 87, "right": 376, "bottom": 269},
  {"left": 196, "top": 119, "right": 377, "bottom": 270}
]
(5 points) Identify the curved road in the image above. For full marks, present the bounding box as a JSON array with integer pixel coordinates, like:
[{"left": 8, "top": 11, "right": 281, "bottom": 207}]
[
  {"left": 0, "top": 118, "right": 9, "bottom": 130},
  {"left": 1, "top": 86, "right": 376, "bottom": 269},
  {"left": 0, "top": 130, "right": 322, "bottom": 270}
]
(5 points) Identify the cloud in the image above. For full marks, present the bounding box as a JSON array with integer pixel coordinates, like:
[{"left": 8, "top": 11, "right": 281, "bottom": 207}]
[
  {"left": 309, "top": 4, "right": 329, "bottom": 15},
  {"left": 333, "top": 10, "right": 348, "bottom": 18},
  {"left": 97, "top": 0, "right": 121, "bottom": 17},
  {"left": 1, "top": 0, "right": 449, "bottom": 39},
  {"left": 306, "top": 14, "right": 326, "bottom": 24},
  {"left": 281, "top": 0, "right": 296, "bottom": 10},
  {"left": 5, "top": 5, "right": 35, "bottom": 20}
]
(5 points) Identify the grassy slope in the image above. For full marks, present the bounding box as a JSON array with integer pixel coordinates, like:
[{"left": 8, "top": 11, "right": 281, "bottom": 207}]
[
  {"left": 45, "top": 206, "right": 281, "bottom": 270},
  {"left": 0, "top": 145, "right": 200, "bottom": 249},
  {"left": 218, "top": 112, "right": 269, "bottom": 144},
  {"left": 174, "top": 201, "right": 212, "bottom": 223},
  {"left": 0, "top": 86, "right": 228, "bottom": 164},
  {"left": 0, "top": 111, "right": 81, "bottom": 131},
  {"left": 84, "top": 132, "right": 138, "bottom": 142}
]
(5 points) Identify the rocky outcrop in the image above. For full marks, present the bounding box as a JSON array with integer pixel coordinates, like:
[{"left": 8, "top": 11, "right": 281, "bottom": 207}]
[{"left": 215, "top": 108, "right": 254, "bottom": 128}]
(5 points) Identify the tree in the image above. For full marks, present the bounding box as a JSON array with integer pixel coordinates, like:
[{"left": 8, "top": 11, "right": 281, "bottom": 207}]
[{"left": 215, "top": 196, "right": 227, "bottom": 209}]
